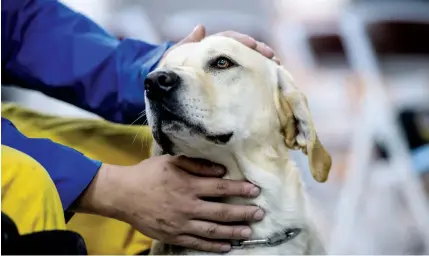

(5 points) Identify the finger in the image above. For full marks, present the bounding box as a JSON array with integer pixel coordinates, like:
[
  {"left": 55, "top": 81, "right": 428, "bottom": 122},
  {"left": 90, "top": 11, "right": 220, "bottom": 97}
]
[
  {"left": 171, "top": 155, "right": 225, "bottom": 177},
  {"left": 185, "top": 220, "right": 252, "bottom": 240},
  {"left": 195, "top": 201, "right": 265, "bottom": 222},
  {"left": 272, "top": 56, "right": 281, "bottom": 65},
  {"left": 194, "top": 178, "right": 260, "bottom": 198},
  {"left": 159, "top": 25, "right": 206, "bottom": 62},
  {"left": 174, "top": 235, "right": 231, "bottom": 253},
  {"left": 180, "top": 24, "right": 206, "bottom": 44},
  {"left": 217, "top": 31, "right": 257, "bottom": 49},
  {"left": 255, "top": 42, "right": 275, "bottom": 59}
]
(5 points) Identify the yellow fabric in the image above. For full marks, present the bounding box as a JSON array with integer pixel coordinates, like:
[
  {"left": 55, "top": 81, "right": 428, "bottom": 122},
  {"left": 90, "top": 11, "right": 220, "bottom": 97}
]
[
  {"left": 1, "top": 145, "right": 66, "bottom": 234},
  {"left": 2, "top": 103, "right": 154, "bottom": 255}
]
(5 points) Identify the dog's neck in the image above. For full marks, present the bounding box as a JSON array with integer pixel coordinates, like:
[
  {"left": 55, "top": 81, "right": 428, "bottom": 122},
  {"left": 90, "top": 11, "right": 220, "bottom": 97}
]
[
  {"left": 205, "top": 143, "right": 308, "bottom": 237},
  {"left": 161, "top": 137, "right": 324, "bottom": 254}
]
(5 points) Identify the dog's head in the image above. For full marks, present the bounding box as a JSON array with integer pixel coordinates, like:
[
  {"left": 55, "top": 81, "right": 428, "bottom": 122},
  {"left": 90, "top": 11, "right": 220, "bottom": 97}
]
[{"left": 144, "top": 36, "right": 331, "bottom": 182}]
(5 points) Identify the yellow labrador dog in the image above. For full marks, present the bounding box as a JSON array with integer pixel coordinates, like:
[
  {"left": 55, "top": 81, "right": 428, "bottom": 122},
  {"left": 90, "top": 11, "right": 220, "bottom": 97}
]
[{"left": 144, "top": 36, "right": 332, "bottom": 255}]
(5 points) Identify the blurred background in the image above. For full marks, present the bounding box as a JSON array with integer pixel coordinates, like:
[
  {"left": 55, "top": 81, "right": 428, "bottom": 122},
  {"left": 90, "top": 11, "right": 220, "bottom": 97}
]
[{"left": 2, "top": 0, "right": 429, "bottom": 254}]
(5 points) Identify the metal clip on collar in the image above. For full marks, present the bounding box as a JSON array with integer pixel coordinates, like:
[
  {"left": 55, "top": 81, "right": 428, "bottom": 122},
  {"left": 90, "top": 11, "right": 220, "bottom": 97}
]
[{"left": 231, "top": 228, "right": 302, "bottom": 249}]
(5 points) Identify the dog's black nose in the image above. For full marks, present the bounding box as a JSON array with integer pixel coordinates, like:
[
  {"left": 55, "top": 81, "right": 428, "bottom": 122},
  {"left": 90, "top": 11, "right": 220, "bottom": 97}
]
[{"left": 144, "top": 71, "right": 180, "bottom": 100}]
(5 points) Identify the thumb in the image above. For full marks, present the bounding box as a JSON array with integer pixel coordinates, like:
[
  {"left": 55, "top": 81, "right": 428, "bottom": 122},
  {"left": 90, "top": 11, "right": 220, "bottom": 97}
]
[{"left": 180, "top": 24, "right": 206, "bottom": 44}]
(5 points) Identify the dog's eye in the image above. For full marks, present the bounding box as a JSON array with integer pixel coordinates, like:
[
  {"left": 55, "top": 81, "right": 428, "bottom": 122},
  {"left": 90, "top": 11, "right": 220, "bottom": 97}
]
[{"left": 211, "top": 56, "right": 235, "bottom": 69}]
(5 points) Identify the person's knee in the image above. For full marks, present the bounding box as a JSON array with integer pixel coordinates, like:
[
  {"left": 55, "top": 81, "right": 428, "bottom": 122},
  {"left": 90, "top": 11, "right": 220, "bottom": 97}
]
[{"left": 1, "top": 145, "right": 66, "bottom": 234}]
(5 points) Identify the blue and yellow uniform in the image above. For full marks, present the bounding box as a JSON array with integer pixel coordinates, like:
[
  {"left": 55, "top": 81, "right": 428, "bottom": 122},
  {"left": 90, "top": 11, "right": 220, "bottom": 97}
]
[{"left": 1, "top": 0, "right": 172, "bottom": 254}]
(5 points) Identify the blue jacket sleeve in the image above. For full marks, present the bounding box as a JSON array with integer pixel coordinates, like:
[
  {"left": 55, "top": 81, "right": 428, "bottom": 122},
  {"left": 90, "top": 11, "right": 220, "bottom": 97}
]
[
  {"left": 1, "top": 118, "right": 101, "bottom": 210},
  {"left": 1, "top": 0, "right": 173, "bottom": 124}
]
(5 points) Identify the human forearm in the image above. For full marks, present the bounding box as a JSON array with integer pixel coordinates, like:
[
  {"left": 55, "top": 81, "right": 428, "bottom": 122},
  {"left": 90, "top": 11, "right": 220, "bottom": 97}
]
[{"left": 2, "top": 0, "right": 173, "bottom": 124}]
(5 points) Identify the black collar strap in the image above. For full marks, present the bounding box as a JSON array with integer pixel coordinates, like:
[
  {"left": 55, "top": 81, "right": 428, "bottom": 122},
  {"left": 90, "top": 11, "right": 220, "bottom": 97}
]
[{"left": 231, "top": 228, "right": 302, "bottom": 249}]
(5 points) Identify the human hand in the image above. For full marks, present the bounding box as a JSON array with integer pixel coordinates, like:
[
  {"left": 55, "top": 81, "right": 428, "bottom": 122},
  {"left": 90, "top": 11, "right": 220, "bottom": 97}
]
[
  {"left": 162, "top": 24, "right": 280, "bottom": 64},
  {"left": 79, "top": 155, "right": 264, "bottom": 253}
]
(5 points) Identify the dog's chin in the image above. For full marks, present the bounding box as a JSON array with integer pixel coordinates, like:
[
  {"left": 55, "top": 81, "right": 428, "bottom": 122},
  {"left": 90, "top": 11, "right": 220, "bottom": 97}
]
[
  {"left": 152, "top": 127, "right": 175, "bottom": 155},
  {"left": 151, "top": 108, "right": 234, "bottom": 154},
  {"left": 156, "top": 120, "right": 234, "bottom": 151}
]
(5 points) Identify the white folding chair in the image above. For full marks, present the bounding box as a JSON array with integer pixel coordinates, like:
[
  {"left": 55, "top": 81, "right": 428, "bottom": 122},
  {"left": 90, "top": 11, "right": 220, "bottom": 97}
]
[{"left": 329, "top": 2, "right": 429, "bottom": 254}]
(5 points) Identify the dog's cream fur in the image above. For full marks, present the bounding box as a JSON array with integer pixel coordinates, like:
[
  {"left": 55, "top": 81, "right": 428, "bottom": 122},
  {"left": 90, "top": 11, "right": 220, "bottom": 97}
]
[{"left": 145, "top": 36, "right": 332, "bottom": 255}]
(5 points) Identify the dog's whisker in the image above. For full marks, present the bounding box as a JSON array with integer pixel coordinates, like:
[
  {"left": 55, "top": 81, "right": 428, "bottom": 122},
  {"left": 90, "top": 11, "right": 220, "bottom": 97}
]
[
  {"left": 132, "top": 130, "right": 141, "bottom": 145},
  {"left": 141, "top": 132, "right": 149, "bottom": 152},
  {"left": 129, "top": 112, "right": 147, "bottom": 126}
]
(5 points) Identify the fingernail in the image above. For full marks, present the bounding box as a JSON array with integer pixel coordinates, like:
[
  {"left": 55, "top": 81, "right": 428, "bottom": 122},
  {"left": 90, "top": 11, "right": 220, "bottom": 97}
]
[
  {"left": 221, "top": 244, "right": 231, "bottom": 252},
  {"left": 250, "top": 186, "right": 260, "bottom": 197},
  {"left": 193, "top": 24, "right": 202, "bottom": 32},
  {"left": 253, "top": 209, "right": 265, "bottom": 221},
  {"left": 216, "top": 166, "right": 226, "bottom": 174},
  {"left": 241, "top": 228, "right": 252, "bottom": 238}
]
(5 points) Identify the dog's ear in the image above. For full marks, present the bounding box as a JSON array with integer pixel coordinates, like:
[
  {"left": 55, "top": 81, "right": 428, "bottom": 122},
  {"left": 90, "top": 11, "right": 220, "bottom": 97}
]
[{"left": 275, "top": 66, "right": 332, "bottom": 182}]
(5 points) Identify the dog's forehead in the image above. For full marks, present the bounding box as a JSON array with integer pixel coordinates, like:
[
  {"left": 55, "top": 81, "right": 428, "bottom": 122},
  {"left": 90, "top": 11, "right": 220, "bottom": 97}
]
[
  {"left": 200, "top": 36, "right": 247, "bottom": 53},
  {"left": 162, "top": 36, "right": 261, "bottom": 66}
]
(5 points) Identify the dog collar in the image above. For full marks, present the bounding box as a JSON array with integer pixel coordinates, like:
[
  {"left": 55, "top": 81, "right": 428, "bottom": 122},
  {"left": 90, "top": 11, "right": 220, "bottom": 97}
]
[{"left": 231, "top": 228, "right": 302, "bottom": 249}]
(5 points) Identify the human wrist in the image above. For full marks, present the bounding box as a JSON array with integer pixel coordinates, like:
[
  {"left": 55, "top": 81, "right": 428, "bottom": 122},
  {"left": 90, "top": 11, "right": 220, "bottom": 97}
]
[{"left": 75, "top": 163, "right": 125, "bottom": 219}]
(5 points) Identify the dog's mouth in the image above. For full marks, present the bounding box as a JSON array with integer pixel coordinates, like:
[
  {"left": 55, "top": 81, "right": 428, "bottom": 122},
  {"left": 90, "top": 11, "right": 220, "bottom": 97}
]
[{"left": 150, "top": 103, "right": 234, "bottom": 153}]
